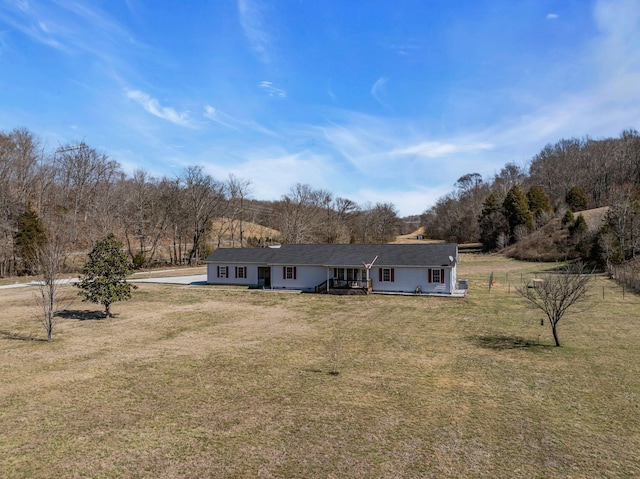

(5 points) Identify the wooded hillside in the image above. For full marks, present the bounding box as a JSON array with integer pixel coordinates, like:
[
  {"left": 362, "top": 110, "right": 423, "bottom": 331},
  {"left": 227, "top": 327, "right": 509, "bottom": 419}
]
[
  {"left": 1, "top": 128, "right": 401, "bottom": 276},
  {"left": 420, "top": 129, "right": 640, "bottom": 290}
]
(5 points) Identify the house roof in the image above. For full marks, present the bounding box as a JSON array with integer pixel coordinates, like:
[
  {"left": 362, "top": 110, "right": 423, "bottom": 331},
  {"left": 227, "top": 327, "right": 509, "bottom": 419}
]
[{"left": 204, "top": 243, "right": 458, "bottom": 268}]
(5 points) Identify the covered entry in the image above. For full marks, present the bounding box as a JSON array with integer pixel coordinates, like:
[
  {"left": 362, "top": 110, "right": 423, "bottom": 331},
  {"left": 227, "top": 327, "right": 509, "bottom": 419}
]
[{"left": 257, "top": 267, "right": 271, "bottom": 287}]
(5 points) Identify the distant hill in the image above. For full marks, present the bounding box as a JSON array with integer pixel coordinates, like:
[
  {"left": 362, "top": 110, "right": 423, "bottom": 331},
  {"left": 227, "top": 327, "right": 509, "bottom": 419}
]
[
  {"left": 209, "top": 218, "right": 280, "bottom": 248},
  {"left": 504, "top": 206, "right": 609, "bottom": 262}
]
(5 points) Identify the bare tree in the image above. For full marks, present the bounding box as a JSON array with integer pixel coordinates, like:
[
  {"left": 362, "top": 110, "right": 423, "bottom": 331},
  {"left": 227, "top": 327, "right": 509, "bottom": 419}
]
[
  {"left": 33, "top": 223, "right": 70, "bottom": 342},
  {"left": 0, "top": 128, "right": 44, "bottom": 276},
  {"left": 119, "top": 170, "right": 172, "bottom": 266},
  {"left": 52, "top": 142, "right": 121, "bottom": 247},
  {"left": 330, "top": 197, "right": 359, "bottom": 243},
  {"left": 601, "top": 184, "right": 640, "bottom": 265},
  {"left": 226, "top": 174, "right": 253, "bottom": 247},
  {"left": 516, "top": 263, "right": 593, "bottom": 347},
  {"left": 181, "top": 166, "right": 225, "bottom": 264},
  {"left": 364, "top": 202, "right": 399, "bottom": 243},
  {"left": 273, "top": 183, "right": 324, "bottom": 244}
]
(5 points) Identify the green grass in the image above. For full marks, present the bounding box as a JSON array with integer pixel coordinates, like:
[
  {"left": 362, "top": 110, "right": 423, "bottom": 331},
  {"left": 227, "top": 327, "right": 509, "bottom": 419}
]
[{"left": 1, "top": 255, "right": 639, "bottom": 478}]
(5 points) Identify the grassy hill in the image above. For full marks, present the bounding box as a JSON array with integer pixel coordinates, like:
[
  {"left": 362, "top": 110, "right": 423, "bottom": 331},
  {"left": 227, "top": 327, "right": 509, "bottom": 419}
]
[
  {"left": 504, "top": 206, "right": 610, "bottom": 262},
  {"left": 209, "top": 218, "right": 280, "bottom": 248}
]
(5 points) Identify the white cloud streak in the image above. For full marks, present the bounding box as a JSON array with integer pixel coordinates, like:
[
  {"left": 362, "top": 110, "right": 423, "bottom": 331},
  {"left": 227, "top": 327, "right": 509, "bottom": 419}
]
[
  {"left": 203, "top": 105, "right": 241, "bottom": 129},
  {"left": 258, "top": 81, "right": 286, "bottom": 98},
  {"left": 126, "top": 89, "right": 191, "bottom": 127},
  {"left": 370, "top": 77, "right": 389, "bottom": 107},
  {"left": 237, "top": 0, "right": 271, "bottom": 63},
  {"left": 393, "top": 141, "right": 494, "bottom": 158}
]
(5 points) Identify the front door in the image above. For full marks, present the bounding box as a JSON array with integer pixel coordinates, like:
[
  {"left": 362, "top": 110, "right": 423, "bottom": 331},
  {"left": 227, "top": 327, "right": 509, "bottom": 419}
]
[{"left": 258, "top": 267, "right": 271, "bottom": 287}]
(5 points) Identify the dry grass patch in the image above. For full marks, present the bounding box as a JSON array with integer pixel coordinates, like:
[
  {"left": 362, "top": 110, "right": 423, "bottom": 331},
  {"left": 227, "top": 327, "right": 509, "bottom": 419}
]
[{"left": 1, "top": 254, "right": 640, "bottom": 477}]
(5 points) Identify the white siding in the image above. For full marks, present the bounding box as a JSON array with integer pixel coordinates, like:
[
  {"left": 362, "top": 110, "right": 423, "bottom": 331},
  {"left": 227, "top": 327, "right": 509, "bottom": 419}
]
[
  {"left": 206, "top": 263, "right": 257, "bottom": 286},
  {"left": 270, "top": 265, "right": 327, "bottom": 291},
  {"left": 206, "top": 262, "right": 457, "bottom": 294},
  {"left": 372, "top": 267, "right": 453, "bottom": 293}
]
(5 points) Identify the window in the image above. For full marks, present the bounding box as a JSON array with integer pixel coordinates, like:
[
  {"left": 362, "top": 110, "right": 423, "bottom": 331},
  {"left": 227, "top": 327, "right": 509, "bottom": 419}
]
[
  {"left": 344, "top": 268, "right": 357, "bottom": 281},
  {"left": 283, "top": 266, "right": 297, "bottom": 280},
  {"left": 217, "top": 266, "right": 229, "bottom": 278},
  {"left": 379, "top": 268, "right": 394, "bottom": 282},
  {"left": 235, "top": 266, "right": 247, "bottom": 279},
  {"left": 428, "top": 268, "right": 445, "bottom": 283}
]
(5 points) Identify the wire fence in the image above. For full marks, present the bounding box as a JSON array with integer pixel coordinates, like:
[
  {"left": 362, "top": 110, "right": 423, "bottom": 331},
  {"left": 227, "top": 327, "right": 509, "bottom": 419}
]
[{"left": 485, "top": 270, "right": 635, "bottom": 301}]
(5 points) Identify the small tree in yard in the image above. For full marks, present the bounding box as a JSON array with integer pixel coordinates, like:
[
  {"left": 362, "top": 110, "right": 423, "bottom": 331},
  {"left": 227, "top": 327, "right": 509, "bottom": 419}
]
[
  {"left": 516, "top": 263, "right": 593, "bottom": 347},
  {"left": 76, "top": 233, "right": 136, "bottom": 318},
  {"left": 33, "top": 225, "right": 69, "bottom": 342}
]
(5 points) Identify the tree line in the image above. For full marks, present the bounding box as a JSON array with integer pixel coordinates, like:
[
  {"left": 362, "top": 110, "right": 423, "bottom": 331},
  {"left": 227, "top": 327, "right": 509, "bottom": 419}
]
[
  {"left": 1, "top": 127, "right": 401, "bottom": 277},
  {"left": 421, "top": 129, "right": 640, "bottom": 287}
]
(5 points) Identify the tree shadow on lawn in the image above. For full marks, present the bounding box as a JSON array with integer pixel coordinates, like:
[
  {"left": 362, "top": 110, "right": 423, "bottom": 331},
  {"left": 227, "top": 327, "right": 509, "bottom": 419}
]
[
  {"left": 57, "top": 309, "right": 107, "bottom": 321},
  {"left": 469, "top": 334, "right": 553, "bottom": 350},
  {"left": 0, "top": 329, "right": 48, "bottom": 342}
]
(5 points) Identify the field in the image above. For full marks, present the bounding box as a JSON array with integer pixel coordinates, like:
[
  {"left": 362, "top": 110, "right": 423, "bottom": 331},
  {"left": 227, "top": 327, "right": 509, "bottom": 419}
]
[{"left": 1, "top": 254, "right": 639, "bottom": 478}]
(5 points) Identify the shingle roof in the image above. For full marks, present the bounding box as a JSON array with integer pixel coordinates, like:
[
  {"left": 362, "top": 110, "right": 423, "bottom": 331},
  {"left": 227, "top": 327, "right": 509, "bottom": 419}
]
[{"left": 204, "top": 243, "right": 458, "bottom": 268}]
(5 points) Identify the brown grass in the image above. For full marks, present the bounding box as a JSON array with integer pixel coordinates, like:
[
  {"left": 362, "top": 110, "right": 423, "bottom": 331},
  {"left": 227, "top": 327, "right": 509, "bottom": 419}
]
[
  {"left": 1, "top": 254, "right": 640, "bottom": 478},
  {"left": 577, "top": 206, "right": 609, "bottom": 231}
]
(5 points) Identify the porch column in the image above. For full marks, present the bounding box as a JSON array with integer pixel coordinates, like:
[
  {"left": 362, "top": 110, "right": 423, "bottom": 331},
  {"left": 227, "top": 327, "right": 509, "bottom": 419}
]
[{"left": 326, "top": 267, "right": 330, "bottom": 293}]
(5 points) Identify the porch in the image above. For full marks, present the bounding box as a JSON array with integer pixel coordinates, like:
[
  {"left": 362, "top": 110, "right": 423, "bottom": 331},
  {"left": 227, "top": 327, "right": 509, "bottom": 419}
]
[{"left": 314, "top": 278, "right": 368, "bottom": 295}]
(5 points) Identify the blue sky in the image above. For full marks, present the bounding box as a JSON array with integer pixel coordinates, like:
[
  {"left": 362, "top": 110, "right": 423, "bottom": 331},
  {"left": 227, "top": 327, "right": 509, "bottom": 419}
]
[{"left": 1, "top": 0, "right": 639, "bottom": 216}]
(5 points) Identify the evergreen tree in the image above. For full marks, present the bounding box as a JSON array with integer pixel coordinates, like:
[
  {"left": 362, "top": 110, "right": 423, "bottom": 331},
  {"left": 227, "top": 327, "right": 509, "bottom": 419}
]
[
  {"left": 503, "top": 185, "right": 534, "bottom": 241},
  {"left": 76, "top": 233, "right": 136, "bottom": 317},
  {"left": 478, "top": 192, "right": 508, "bottom": 251},
  {"left": 566, "top": 186, "right": 588, "bottom": 211},
  {"left": 527, "top": 186, "right": 553, "bottom": 216},
  {"left": 562, "top": 210, "right": 575, "bottom": 226},
  {"left": 14, "top": 206, "right": 47, "bottom": 275},
  {"left": 571, "top": 214, "right": 588, "bottom": 235}
]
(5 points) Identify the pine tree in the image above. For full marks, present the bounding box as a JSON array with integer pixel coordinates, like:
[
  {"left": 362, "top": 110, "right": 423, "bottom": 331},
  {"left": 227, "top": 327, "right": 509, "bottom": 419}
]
[
  {"left": 527, "top": 186, "right": 552, "bottom": 215},
  {"left": 14, "top": 206, "right": 47, "bottom": 275},
  {"left": 76, "top": 234, "right": 136, "bottom": 317},
  {"left": 566, "top": 186, "right": 588, "bottom": 211},
  {"left": 478, "top": 192, "right": 508, "bottom": 251},
  {"left": 503, "top": 185, "right": 534, "bottom": 241}
]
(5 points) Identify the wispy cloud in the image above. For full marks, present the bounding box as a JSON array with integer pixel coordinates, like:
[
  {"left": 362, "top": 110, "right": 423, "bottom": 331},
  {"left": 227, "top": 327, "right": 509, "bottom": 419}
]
[
  {"left": 126, "top": 89, "right": 191, "bottom": 126},
  {"left": 203, "top": 105, "right": 241, "bottom": 129},
  {"left": 370, "top": 77, "right": 389, "bottom": 108},
  {"left": 201, "top": 148, "right": 338, "bottom": 201},
  {"left": 388, "top": 41, "right": 423, "bottom": 57},
  {"left": 593, "top": 0, "right": 640, "bottom": 78},
  {"left": 0, "top": 0, "right": 146, "bottom": 70},
  {"left": 546, "top": 13, "right": 559, "bottom": 20},
  {"left": 0, "top": 2, "right": 66, "bottom": 50},
  {"left": 258, "top": 81, "right": 286, "bottom": 98},
  {"left": 393, "top": 141, "right": 493, "bottom": 158},
  {"left": 237, "top": 0, "right": 271, "bottom": 63},
  {"left": 203, "top": 104, "right": 276, "bottom": 135}
]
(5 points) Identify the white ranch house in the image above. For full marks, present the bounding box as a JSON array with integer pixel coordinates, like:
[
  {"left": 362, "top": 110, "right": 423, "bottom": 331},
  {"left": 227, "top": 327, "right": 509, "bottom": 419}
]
[{"left": 205, "top": 243, "right": 465, "bottom": 296}]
